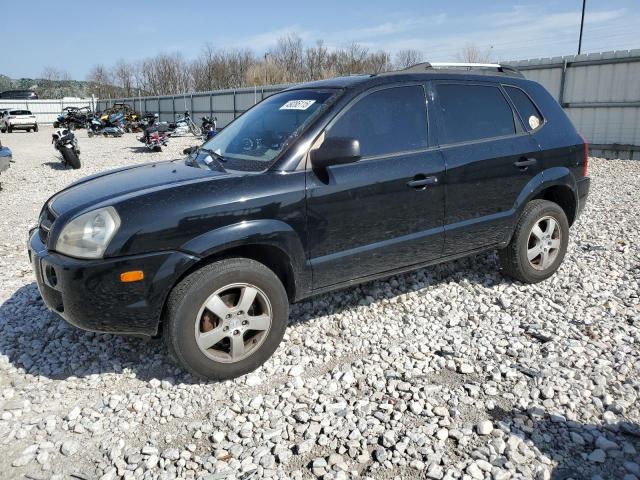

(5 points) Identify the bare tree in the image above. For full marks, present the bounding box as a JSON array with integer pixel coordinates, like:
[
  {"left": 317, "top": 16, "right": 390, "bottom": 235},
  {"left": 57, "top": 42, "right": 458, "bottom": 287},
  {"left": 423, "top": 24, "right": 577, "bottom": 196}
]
[
  {"left": 366, "top": 50, "right": 392, "bottom": 73},
  {"left": 39, "top": 67, "right": 71, "bottom": 98},
  {"left": 135, "top": 53, "right": 191, "bottom": 96},
  {"left": 91, "top": 32, "right": 412, "bottom": 97},
  {"left": 457, "top": 44, "right": 494, "bottom": 63},
  {"left": 191, "top": 45, "right": 256, "bottom": 90},
  {"left": 112, "top": 60, "right": 135, "bottom": 97},
  {"left": 270, "top": 34, "right": 305, "bottom": 83},
  {"left": 41, "top": 67, "right": 71, "bottom": 82},
  {"left": 305, "top": 40, "right": 329, "bottom": 80},
  {"left": 394, "top": 49, "right": 424, "bottom": 69},
  {"left": 87, "top": 64, "right": 116, "bottom": 98}
]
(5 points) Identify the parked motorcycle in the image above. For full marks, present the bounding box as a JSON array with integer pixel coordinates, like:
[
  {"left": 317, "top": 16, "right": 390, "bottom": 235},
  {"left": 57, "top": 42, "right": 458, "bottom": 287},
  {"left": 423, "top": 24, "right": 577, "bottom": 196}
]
[
  {"left": 99, "top": 103, "right": 140, "bottom": 132},
  {"left": 169, "top": 111, "right": 202, "bottom": 136},
  {"left": 52, "top": 128, "right": 81, "bottom": 169},
  {"left": 139, "top": 114, "right": 169, "bottom": 152},
  {"left": 201, "top": 116, "right": 218, "bottom": 140},
  {"left": 54, "top": 106, "right": 92, "bottom": 129},
  {"left": 0, "top": 139, "right": 12, "bottom": 189},
  {"left": 86, "top": 112, "right": 124, "bottom": 137}
]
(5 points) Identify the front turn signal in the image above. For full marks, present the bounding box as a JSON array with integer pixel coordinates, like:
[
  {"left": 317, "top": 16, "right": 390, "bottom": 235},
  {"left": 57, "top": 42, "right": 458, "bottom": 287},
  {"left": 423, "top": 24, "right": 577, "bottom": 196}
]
[{"left": 120, "top": 270, "right": 144, "bottom": 283}]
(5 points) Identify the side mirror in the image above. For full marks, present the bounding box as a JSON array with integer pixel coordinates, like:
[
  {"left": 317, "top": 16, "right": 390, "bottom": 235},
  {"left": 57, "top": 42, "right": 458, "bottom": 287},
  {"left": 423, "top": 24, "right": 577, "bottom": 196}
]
[{"left": 310, "top": 137, "right": 361, "bottom": 169}]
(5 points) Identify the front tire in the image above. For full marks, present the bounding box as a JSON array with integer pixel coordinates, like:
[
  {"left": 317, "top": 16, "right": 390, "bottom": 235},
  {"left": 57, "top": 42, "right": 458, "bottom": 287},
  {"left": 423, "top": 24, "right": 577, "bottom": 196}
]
[
  {"left": 61, "top": 148, "right": 81, "bottom": 169},
  {"left": 189, "top": 123, "right": 202, "bottom": 136},
  {"left": 163, "top": 258, "right": 289, "bottom": 380},
  {"left": 499, "top": 199, "right": 569, "bottom": 283}
]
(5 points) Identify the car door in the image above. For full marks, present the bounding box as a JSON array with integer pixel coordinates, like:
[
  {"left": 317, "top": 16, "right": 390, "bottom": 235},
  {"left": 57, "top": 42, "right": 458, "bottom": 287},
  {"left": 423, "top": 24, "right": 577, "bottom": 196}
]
[
  {"left": 432, "top": 81, "right": 541, "bottom": 255},
  {"left": 305, "top": 83, "right": 446, "bottom": 289}
]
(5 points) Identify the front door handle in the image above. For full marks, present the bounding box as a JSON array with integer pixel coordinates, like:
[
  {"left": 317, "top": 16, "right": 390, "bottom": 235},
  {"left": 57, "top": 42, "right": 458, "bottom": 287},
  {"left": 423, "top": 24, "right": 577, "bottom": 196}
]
[
  {"left": 514, "top": 157, "right": 537, "bottom": 169},
  {"left": 407, "top": 175, "right": 437, "bottom": 189}
]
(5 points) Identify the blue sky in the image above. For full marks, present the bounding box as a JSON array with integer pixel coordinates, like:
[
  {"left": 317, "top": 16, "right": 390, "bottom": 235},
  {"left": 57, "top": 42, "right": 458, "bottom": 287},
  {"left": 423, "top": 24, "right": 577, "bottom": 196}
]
[{"left": 3, "top": 0, "right": 639, "bottom": 79}]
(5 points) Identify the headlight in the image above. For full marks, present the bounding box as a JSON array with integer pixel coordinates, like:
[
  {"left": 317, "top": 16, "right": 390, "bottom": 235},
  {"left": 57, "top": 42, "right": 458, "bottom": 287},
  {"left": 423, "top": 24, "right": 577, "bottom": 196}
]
[{"left": 55, "top": 207, "right": 120, "bottom": 259}]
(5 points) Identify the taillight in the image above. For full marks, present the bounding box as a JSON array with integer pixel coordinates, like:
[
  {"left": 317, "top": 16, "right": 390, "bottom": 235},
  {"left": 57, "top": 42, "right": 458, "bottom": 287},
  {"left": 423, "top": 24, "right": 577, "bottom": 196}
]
[{"left": 579, "top": 134, "right": 588, "bottom": 177}]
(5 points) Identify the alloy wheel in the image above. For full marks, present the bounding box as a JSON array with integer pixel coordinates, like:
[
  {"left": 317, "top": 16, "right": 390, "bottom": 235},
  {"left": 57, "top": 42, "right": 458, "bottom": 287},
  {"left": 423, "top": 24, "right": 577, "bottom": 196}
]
[
  {"left": 527, "top": 216, "right": 561, "bottom": 270},
  {"left": 194, "top": 283, "right": 272, "bottom": 363}
]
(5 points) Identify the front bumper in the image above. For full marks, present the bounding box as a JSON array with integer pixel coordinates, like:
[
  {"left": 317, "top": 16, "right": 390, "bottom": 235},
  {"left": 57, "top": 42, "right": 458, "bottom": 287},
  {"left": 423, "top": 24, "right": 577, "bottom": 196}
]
[
  {"left": 576, "top": 176, "right": 590, "bottom": 219},
  {"left": 28, "top": 230, "right": 198, "bottom": 336}
]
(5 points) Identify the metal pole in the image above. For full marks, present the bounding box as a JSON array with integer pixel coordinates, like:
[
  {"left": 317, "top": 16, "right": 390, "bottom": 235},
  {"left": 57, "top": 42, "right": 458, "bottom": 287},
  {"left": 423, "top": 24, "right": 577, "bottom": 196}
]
[
  {"left": 558, "top": 60, "right": 568, "bottom": 107},
  {"left": 578, "top": 0, "right": 586, "bottom": 55},
  {"left": 233, "top": 90, "right": 236, "bottom": 119}
]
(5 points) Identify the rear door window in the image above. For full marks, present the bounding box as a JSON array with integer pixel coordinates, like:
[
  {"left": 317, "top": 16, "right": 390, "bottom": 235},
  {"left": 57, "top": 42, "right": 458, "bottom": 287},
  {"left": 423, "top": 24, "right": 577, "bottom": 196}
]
[
  {"left": 435, "top": 84, "right": 516, "bottom": 144},
  {"left": 504, "top": 86, "right": 544, "bottom": 131},
  {"left": 326, "top": 85, "right": 428, "bottom": 158}
]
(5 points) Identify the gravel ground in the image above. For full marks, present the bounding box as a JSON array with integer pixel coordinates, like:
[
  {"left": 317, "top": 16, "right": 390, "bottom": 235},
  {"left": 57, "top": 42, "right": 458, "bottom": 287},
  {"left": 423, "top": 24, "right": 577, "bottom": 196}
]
[{"left": 0, "top": 127, "right": 638, "bottom": 480}]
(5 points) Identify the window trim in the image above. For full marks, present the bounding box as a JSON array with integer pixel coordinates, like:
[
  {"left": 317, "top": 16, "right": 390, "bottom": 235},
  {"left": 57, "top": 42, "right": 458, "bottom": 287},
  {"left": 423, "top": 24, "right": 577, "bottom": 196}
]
[
  {"left": 305, "top": 82, "right": 431, "bottom": 168},
  {"left": 432, "top": 79, "right": 526, "bottom": 147},
  {"left": 501, "top": 83, "right": 547, "bottom": 133}
]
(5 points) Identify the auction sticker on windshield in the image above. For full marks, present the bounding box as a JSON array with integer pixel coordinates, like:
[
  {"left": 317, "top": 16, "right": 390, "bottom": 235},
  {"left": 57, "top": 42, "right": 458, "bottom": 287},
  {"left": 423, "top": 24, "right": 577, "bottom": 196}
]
[{"left": 280, "top": 100, "right": 316, "bottom": 110}]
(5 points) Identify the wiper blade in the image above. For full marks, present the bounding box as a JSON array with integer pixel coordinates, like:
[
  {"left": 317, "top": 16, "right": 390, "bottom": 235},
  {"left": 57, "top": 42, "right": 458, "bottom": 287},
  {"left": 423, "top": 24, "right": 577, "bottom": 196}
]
[
  {"left": 197, "top": 147, "right": 227, "bottom": 172},
  {"left": 200, "top": 147, "right": 226, "bottom": 162}
]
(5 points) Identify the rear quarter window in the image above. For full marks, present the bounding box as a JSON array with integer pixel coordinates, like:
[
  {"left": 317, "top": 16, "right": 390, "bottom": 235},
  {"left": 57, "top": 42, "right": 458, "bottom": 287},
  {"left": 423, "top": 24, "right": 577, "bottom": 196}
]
[
  {"left": 435, "top": 84, "right": 516, "bottom": 144},
  {"left": 504, "top": 85, "right": 544, "bottom": 131}
]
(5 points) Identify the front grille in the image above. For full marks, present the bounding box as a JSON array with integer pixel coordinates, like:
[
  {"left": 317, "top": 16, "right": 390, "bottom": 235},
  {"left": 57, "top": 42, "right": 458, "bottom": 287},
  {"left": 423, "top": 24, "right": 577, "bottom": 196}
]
[{"left": 38, "top": 203, "right": 57, "bottom": 245}]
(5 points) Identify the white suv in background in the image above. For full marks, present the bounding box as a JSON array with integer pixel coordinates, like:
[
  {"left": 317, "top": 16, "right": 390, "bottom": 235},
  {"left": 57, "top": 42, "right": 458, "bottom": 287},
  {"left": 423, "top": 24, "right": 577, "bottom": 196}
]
[{"left": 0, "top": 109, "right": 38, "bottom": 133}]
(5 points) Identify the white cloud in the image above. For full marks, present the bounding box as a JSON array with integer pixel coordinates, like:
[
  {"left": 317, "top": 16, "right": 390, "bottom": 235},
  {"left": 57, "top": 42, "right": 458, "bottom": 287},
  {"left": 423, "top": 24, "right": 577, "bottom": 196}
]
[
  {"left": 218, "top": 6, "right": 637, "bottom": 61},
  {"left": 355, "top": 6, "right": 636, "bottom": 61},
  {"left": 226, "top": 26, "right": 313, "bottom": 51}
]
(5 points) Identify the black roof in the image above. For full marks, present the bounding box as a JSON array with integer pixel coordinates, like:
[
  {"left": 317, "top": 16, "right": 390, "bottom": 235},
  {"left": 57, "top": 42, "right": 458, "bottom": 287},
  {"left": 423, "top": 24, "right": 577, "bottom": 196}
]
[{"left": 286, "top": 64, "right": 530, "bottom": 94}]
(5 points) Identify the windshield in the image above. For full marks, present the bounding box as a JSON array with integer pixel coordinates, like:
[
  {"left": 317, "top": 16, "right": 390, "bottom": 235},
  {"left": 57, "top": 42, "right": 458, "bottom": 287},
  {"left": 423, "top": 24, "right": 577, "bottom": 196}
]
[
  {"left": 200, "top": 88, "right": 338, "bottom": 172},
  {"left": 10, "top": 110, "right": 31, "bottom": 115}
]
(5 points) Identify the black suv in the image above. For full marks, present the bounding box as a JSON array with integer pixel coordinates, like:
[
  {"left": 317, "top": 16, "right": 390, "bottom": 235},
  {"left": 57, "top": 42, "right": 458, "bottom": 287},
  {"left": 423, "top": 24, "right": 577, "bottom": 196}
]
[{"left": 29, "top": 63, "right": 590, "bottom": 380}]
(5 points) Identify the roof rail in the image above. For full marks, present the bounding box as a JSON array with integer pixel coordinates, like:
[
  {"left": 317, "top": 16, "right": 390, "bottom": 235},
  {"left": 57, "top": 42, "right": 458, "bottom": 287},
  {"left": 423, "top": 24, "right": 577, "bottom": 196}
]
[{"left": 399, "top": 62, "right": 524, "bottom": 78}]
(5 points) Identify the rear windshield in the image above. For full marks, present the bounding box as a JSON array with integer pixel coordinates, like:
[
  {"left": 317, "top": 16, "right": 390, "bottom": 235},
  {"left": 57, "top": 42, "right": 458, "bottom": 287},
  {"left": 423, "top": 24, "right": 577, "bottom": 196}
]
[{"left": 10, "top": 110, "right": 31, "bottom": 115}]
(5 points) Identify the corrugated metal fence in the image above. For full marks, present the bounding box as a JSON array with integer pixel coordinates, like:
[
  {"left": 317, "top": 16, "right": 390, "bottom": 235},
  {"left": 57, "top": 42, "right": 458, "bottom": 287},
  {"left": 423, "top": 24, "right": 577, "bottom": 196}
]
[
  {"left": 0, "top": 98, "right": 96, "bottom": 125},
  {"left": 89, "top": 49, "right": 640, "bottom": 160},
  {"left": 509, "top": 49, "right": 640, "bottom": 160},
  {"left": 97, "top": 85, "right": 290, "bottom": 130}
]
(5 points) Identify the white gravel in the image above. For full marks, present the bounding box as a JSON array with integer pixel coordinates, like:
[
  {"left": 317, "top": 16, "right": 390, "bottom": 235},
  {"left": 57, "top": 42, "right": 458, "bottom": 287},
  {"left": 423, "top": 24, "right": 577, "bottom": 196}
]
[{"left": 0, "top": 127, "right": 638, "bottom": 479}]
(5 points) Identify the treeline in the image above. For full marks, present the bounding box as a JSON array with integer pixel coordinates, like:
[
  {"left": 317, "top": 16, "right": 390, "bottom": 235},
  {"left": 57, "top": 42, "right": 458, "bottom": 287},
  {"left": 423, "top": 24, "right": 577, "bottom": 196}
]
[{"left": 86, "top": 34, "right": 431, "bottom": 98}]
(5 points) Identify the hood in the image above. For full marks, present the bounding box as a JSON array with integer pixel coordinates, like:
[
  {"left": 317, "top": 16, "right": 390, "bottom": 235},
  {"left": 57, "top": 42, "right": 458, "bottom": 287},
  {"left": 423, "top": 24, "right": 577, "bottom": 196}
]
[{"left": 50, "top": 159, "right": 229, "bottom": 215}]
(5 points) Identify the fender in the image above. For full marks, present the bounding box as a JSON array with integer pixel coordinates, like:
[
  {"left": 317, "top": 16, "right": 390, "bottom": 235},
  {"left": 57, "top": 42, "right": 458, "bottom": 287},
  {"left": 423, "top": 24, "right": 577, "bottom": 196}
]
[
  {"left": 180, "top": 219, "right": 311, "bottom": 300},
  {"left": 503, "top": 166, "right": 578, "bottom": 245}
]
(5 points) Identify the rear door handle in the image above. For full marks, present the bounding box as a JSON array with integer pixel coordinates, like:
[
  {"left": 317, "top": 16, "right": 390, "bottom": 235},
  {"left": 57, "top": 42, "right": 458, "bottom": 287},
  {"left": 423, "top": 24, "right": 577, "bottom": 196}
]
[
  {"left": 514, "top": 157, "right": 537, "bottom": 169},
  {"left": 407, "top": 175, "right": 438, "bottom": 189}
]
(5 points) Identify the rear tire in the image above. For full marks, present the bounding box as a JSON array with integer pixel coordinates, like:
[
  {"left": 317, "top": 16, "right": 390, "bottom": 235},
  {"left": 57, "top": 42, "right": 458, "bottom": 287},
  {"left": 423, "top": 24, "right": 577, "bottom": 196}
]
[
  {"left": 7, "top": 126, "right": 12, "bottom": 133},
  {"left": 61, "top": 148, "right": 81, "bottom": 169},
  {"left": 498, "top": 199, "right": 569, "bottom": 283},
  {"left": 163, "top": 258, "right": 289, "bottom": 380},
  {"left": 34, "top": 124, "right": 38, "bottom": 132}
]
